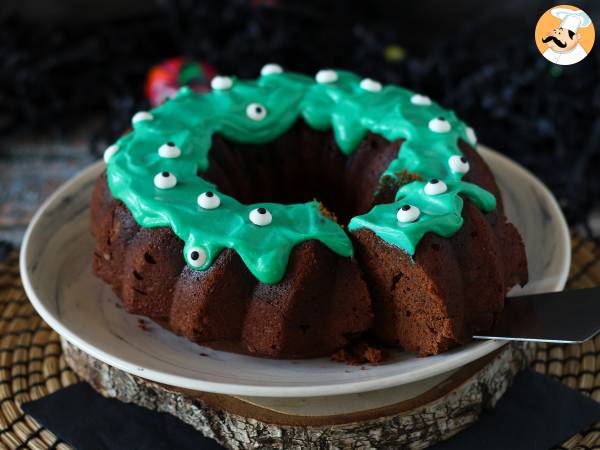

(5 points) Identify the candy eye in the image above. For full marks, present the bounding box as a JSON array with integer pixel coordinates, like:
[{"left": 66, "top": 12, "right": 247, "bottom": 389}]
[
  {"left": 158, "top": 142, "right": 181, "bottom": 158},
  {"left": 132, "top": 111, "right": 153, "bottom": 124},
  {"left": 211, "top": 76, "right": 233, "bottom": 90},
  {"left": 315, "top": 69, "right": 338, "bottom": 84},
  {"left": 466, "top": 127, "right": 477, "bottom": 145},
  {"left": 261, "top": 63, "right": 283, "bottom": 75},
  {"left": 448, "top": 155, "right": 470, "bottom": 174},
  {"left": 249, "top": 207, "right": 272, "bottom": 226},
  {"left": 429, "top": 117, "right": 451, "bottom": 133},
  {"left": 186, "top": 247, "right": 207, "bottom": 268},
  {"left": 424, "top": 179, "right": 448, "bottom": 195},
  {"left": 359, "top": 78, "right": 382, "bottom": 92},
  {"left": 246, "top": 103, "right": 267, "bottom": 121},
  {"left": 410, "top": 94, "right": 431, "bottom": 106},
  {"left": 197, "top": 191, "right": 221, "bottom": 209},
  {"left": 154, "top": 171, "right": 177, "bottom": 189},
  {"left": 397, "top": 204, "right": 420, "bottom": 223},
  {"left": 103, "top": 144, "right": 119, "bottom": 163}
]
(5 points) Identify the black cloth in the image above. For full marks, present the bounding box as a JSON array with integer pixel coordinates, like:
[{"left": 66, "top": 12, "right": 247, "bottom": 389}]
[
  {"left": 21, "top": 382, "right": 223, "bottom": 450},
  {"left": 22, "top": 369, "right": 600, "bottom": 450},
  {"left": 433, "top": 369, "right": 600, "bottom": 450}
]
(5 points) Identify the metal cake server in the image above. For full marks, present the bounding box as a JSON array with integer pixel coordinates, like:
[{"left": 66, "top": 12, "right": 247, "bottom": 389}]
[{"left": 473, "top": 287, "right": 600, "bottom": 344}]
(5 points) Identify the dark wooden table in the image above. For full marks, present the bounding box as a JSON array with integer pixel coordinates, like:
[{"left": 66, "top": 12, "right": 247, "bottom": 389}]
[{"left": 0, "top": 130, "right": 97, "bottom": 246}]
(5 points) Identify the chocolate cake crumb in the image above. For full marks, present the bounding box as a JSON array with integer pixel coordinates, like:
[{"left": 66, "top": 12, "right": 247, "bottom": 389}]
[
  {"left": 374, "top": 169, "right": 422, "bottom": 205},
  {"left": 331, "top": 341, "right": 387, "bottom": 365},
  {"left": 396, "top": 169, "right": 423, "bottom": 187},
  {"left": 316, "top": 201, "right": 338, "bottom": 223}
]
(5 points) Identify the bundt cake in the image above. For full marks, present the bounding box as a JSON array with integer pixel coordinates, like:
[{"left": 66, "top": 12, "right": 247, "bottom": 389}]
[{"left": 92, "top": 66, "right": 528, "bottom": 358}]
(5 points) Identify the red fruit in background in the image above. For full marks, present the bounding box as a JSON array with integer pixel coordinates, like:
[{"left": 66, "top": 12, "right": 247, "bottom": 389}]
[{"left": 145, "top": 57, "right": 216, "bottom": 106}]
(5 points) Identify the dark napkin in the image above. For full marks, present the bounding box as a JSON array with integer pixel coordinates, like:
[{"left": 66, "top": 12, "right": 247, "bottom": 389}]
[
  {"left": 21, "top": 382, "right": 224, "bottom": 450},
  {"left": 22, "top": 369, "right": 600, "bottom": 450},
  {"left": 433, "top": 369, "right": 600, "bottom": 450}
]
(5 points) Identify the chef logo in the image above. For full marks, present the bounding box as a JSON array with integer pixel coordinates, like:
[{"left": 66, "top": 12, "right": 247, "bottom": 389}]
[{"left": 535, "top": 5, "right": 595, "bottom": 65}]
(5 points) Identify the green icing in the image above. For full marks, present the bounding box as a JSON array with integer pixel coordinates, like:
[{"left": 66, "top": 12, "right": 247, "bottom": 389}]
[
  {"left": 106, "top": 69, "right": 492, "bottom": 284},
  {"left": 348, "top": 181, "right": 496, "bottom": 255}
]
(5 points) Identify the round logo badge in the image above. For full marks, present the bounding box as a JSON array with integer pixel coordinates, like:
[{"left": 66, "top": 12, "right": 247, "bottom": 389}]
[{"left": 535, "top": 5, "right": 595, "bottom": 65}]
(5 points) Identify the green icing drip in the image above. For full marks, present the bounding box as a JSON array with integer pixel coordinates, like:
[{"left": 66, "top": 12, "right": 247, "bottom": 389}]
[
  {"left": 348, "top": 181, "right": 496, "bottom": 255},
  {"left": 106, "top": 69, "right": 492, "bottom": 284}
]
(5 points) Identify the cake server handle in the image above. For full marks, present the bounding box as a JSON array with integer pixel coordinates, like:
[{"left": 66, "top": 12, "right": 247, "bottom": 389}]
[{"left": 472, "top": 287, "right": 600, "bottom": 344}]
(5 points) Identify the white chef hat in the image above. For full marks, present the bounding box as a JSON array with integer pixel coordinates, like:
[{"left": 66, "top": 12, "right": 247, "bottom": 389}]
[{"left": 551, "top": 7, "right": 592, "bottom": 33}]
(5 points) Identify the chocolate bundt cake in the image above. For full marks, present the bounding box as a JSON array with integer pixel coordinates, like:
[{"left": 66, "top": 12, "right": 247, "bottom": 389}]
[{"left": 92, "top": 66, "right": 528, "bottom": 358}]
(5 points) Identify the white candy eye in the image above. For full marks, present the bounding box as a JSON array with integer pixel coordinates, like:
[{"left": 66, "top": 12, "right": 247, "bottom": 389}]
[
  {"left": 429, "top": 117, "right": 451, "bottom": 133},
  {"left": 397, "top": 205, "right": 421, "bottom": 223},
  {"left": 448, "top": 155, "right": 470, "bottom": 174},
  {"left": 315, "top": 69, "right": 338, "bottom": 84},
  {"left": 187, "top": 247, "right": 207, "bottom": 268},
  {"left": 410, "top": 94, "right": 431, "bottom": 106},
  {"left": 154, "top": 171, "right": 177, "bottom": 189},
  {"left": 249, "top": 207, "right": 272, "bottom": 226},
  {"left": 466, "top": 127, "right": 477, "bottom": 145},
  {"left": 261, "top": 63, "right": 283, "bottom": 75},
  {"left": 360, "top": 78, "right": 382, "bottom": 92},
  {"left": 197, "top": 191, "right": 221, "bottom": 209},
  {"left": 103, "top": 144, "right": 119, "bottom": 163},
  {"left": 246, "top": 103, "right": 267, "bottom": 121},
  {"left": 424, "top": 179, "right": 448, "bottom": 195},
  {"left": 211, "top": 76, "right": 233, "bottom": 90},
  {"left": 132, "top": 111, "right": 153, "bottom": 123},
  {"left": 158, "top": 142, "right": 181, "bottom": 158}
]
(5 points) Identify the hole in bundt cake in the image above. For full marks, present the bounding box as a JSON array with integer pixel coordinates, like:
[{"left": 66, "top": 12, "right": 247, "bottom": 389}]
[{"left": 200, "top": 120, "right": 402, "bottom": 225}]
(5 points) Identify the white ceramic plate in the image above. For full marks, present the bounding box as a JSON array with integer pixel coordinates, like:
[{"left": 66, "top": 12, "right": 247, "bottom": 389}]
[{"left": 20, "top": 145, "right": 570, "bottom": 397}]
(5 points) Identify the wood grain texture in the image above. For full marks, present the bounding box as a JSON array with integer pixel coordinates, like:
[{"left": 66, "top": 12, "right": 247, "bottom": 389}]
[
  {"left": 0, "top": 131, "right": 96, "bottom": 245},
  {"left": 62, "top": 338, "right": 534, "bottom": 450}
]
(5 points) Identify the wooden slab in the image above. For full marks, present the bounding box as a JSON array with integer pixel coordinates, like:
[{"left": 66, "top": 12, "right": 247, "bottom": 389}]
[{"left": 62, "top": 339, "right": 534, "bottom": 449}]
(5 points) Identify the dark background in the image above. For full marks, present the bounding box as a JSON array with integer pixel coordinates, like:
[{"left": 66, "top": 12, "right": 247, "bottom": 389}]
[{"left": 1, "top": 0, "right": 599, "bottom": 249}]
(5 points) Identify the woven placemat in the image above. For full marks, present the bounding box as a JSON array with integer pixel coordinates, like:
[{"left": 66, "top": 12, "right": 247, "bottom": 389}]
[{"left": 0, "top": 234, "right": 598, "bottom": 450}]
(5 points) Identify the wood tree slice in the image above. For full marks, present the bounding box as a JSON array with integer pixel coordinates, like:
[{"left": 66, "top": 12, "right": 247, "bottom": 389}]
[{"left": 62, "top": 339, "right": 534, "bottom": 449}]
